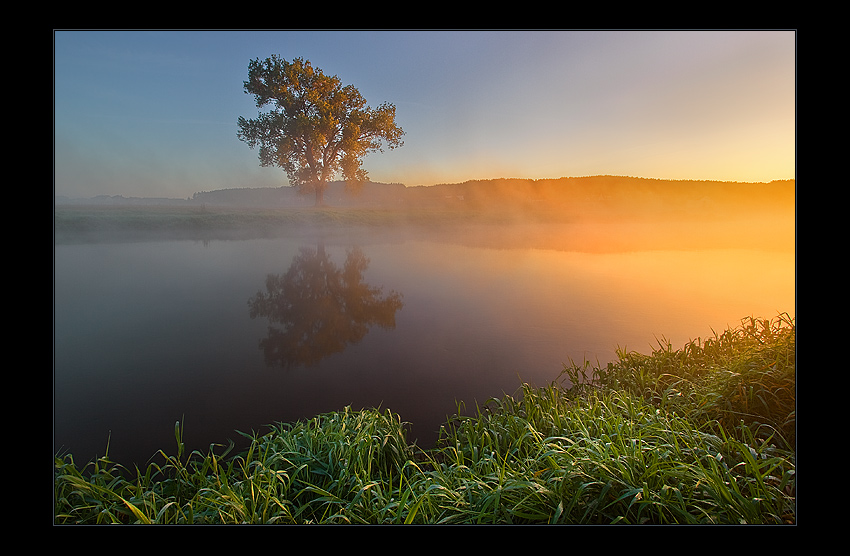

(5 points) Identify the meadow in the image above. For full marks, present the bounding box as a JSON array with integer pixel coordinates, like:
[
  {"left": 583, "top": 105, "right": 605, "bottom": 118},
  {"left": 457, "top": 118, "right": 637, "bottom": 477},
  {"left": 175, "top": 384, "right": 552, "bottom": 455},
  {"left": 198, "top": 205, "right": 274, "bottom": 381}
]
[{"left": 54, "top": 314, "right": 795, "bottom": 524}]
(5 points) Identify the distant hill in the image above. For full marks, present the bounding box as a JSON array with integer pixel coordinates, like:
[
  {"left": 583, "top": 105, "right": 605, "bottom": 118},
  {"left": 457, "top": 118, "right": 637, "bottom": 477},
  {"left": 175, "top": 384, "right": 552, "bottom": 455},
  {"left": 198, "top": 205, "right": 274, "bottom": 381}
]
[
  {"left": 54, "top": 181, "right": 408, "bottom": 208},
  {"left": 55, "top": 176, "right": 795, "bottom": 216},
  {"left": 413, "top": 175, "right": 795, "bottom": 212},
  {"left": 191, "top": 181, "right": 408, "bottom": 208}
]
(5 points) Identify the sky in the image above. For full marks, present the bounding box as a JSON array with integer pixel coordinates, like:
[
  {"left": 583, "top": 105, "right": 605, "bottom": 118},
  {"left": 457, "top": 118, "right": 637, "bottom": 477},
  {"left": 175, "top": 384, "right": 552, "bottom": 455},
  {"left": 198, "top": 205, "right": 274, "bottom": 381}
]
[{"left": 54, "top": 30, "right": 796, "bottom": 200}]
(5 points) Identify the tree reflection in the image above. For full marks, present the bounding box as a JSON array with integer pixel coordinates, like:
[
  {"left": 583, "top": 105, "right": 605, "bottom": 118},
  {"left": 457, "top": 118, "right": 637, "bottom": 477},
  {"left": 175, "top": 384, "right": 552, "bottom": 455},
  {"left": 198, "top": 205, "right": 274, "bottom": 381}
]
[{"left": 248, "top": 242, "right": 403, "bottom": 369}]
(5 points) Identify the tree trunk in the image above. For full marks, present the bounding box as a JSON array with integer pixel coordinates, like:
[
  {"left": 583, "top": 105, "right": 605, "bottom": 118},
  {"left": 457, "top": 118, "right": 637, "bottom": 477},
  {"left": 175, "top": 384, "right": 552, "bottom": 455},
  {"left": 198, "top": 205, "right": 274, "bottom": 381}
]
[{"left": 315, "top": 185, "right": 324, "bottom": 206}]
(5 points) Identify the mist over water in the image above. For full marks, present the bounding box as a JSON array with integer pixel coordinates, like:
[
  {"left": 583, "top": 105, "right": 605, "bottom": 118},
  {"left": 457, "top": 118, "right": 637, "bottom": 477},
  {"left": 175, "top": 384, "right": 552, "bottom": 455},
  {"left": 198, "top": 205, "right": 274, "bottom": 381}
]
[{"left": 53, "top": 208, "right": 794, "bottom": 469}]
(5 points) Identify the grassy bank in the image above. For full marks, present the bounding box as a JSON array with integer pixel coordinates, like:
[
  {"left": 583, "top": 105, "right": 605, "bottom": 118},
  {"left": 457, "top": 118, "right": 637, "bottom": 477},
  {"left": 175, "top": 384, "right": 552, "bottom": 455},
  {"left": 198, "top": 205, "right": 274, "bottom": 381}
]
[
  {"left": 52, "top": 204, "right": 490, "bottom": 232},
  {"left": 54, "top": 203, "right": 795, "bottom": 254},
  {"left": 54, "top": 314, "right": 795, "bottom": 524}
]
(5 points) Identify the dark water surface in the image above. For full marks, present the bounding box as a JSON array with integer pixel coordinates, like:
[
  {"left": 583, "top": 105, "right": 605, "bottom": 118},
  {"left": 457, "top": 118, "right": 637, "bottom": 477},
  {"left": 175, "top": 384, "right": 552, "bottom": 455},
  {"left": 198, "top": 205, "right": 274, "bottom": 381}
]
[{"left": 54, "top": 227, "right": 795, "bottom": 468}]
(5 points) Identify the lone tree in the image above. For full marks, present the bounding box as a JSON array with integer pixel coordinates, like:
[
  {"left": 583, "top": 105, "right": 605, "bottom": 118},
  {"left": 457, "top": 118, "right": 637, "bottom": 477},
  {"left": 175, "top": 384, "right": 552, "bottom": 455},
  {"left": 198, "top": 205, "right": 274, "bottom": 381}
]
[{"left": 237, "top": 56, "right": 405, "bottom": 206}]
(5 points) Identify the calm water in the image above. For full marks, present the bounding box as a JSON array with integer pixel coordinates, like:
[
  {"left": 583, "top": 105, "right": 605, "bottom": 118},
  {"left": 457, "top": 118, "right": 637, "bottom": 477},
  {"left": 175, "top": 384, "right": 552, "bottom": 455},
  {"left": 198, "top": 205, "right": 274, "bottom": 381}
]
[{"left": 54, "top": 226, "right": 795, "bottom": 468}]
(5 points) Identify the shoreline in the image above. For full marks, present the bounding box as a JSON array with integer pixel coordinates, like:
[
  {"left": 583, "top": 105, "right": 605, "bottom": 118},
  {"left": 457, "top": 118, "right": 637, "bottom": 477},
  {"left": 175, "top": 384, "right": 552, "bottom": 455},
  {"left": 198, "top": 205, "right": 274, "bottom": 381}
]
[{"left": 53, "top": 204, "right": 795, "bottom": 254}]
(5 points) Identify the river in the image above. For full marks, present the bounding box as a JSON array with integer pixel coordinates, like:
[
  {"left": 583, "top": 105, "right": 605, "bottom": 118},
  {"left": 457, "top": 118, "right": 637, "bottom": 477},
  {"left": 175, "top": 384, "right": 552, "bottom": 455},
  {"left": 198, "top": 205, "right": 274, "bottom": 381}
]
[{"left": 53, "top": 219, "right": 795, "bottom": 468}]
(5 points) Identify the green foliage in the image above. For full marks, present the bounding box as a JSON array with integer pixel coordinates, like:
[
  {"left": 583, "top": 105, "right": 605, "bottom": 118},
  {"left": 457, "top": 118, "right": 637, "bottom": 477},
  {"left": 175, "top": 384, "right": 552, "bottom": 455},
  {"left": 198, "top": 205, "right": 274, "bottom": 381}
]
[
  {"left": 54, "top": 315, "right": 795, "bottom": 524},
  {"left": 424, "top": 384, "right": 794, "bottom": 524},
  {"left": 237, "top": 56, "right": 404, "bottom": 205},
  {"left": 561, "top": 314, "right": 796, "bottom": 449}
]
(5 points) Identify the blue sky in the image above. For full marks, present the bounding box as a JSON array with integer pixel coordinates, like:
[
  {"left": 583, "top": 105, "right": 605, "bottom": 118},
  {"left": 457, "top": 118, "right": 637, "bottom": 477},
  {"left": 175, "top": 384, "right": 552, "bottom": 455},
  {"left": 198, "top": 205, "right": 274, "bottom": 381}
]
[{"left": 54, "top": 30, "right": 796, "bottom": 199}]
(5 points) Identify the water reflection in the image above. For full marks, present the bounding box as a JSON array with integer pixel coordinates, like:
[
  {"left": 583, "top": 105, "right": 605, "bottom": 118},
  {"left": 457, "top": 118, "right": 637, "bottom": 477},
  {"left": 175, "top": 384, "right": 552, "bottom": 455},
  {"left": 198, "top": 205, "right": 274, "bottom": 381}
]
[
  {"left": 54, "top": 222, "right": 794, "bottom": 468},
  {"left": 248, "top": 241, "right": 404, "bottom": 369}
]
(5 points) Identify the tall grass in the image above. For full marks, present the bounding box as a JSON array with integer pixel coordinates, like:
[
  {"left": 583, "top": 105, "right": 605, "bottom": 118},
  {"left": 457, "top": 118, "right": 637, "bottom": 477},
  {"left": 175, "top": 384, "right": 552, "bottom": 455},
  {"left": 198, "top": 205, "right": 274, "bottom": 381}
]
[
  {"left": 561, "top": 314, "right": 796, "bottom": 450},
  {"left": 421, "top": 383, "right": 794, "bottom": 524},
  {"left": 54, "top": 315, "right": 795, "bottom": 524}
]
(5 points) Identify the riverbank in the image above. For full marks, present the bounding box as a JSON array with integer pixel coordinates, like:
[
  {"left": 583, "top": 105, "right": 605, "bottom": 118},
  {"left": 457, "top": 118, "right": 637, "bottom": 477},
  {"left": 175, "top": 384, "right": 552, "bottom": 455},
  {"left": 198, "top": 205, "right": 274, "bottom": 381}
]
[
  {"left": 54, "top": 314, "right": 795, "bottom": 525},
  {"left": 53, "top": 203, "right": 795, "bottom": 254}
]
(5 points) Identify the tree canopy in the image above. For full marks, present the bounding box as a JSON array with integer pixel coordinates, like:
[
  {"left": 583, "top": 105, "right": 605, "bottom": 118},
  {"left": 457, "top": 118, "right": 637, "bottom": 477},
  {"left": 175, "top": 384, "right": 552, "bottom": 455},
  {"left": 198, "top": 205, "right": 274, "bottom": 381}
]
[{"left": 237, "top": 56, "right": 405, "bottom": 205}]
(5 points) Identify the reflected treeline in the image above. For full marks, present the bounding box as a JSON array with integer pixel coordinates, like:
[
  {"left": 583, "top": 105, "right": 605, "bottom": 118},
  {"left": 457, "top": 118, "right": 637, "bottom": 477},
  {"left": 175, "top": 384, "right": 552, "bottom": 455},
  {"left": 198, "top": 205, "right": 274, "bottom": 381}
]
[{"left": 248, "top": 242, "right": 403, "bottom": 369}]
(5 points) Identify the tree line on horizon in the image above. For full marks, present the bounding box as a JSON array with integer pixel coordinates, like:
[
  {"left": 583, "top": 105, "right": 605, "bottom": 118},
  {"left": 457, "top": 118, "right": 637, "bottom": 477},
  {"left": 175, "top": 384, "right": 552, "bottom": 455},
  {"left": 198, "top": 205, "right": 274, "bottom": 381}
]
[
  {"left": 55, "top": 175, "right": 795, "bottom": 213},
  {"left": 186, "top": 175, "right": 795, "bottom": 213}
]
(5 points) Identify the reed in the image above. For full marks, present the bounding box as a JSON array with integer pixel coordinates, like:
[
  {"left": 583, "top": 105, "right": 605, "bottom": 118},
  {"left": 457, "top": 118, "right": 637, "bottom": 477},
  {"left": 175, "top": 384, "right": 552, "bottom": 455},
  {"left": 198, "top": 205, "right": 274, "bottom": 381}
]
[{"left": 54, "top": 315, "right": 795, "bottom": 524}]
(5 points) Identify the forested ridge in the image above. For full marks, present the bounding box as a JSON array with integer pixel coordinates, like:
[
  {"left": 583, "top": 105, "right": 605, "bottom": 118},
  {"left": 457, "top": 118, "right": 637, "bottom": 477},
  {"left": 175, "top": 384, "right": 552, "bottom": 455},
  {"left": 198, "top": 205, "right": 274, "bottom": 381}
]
[{"left": 56, "top": 175, "right": 795, "bottom": 214}]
